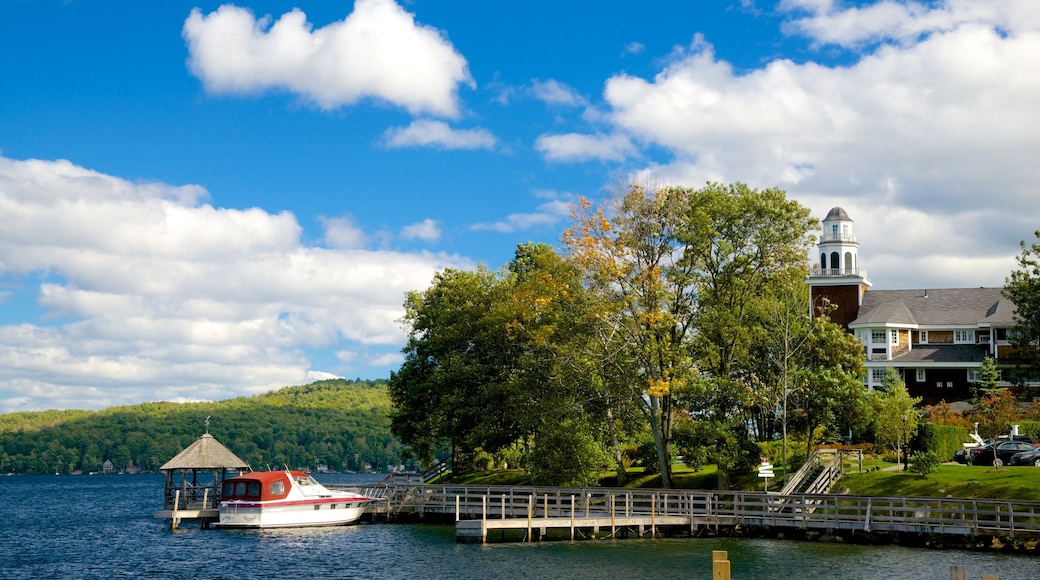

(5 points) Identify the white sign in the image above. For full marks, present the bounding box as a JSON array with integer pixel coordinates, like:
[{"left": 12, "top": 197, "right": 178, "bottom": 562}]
[{"left": 758, "top": 459, "right": 774, "bottom": 478}]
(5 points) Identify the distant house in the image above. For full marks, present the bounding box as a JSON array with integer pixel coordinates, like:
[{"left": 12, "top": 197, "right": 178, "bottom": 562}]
[
  {"left": 807, "top": 207, "right": 1018, "bottom": 404},
  {"left": 102, "top": 459, "right": 114, "bottom": 473}
]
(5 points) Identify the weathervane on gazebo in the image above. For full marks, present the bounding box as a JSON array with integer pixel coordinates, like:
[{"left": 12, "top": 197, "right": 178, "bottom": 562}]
[{"left": 205, "top": 416, "right": 211, "bottom": 434}]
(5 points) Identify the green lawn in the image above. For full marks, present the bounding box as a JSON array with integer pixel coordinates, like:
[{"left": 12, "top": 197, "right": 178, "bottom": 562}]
[
  {"left": 449, "top": 462, "right": 1040, "bottom": 502},
  {"left": 838, "top": 464, "right": 1040, "bottom": 502}
]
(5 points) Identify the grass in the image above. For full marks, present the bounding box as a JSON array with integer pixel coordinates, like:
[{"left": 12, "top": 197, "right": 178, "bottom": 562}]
[
  {"left": 839, "top": 463, "right": 1040, "bottom": 502},
  {"left": 448, "top": 461, "right": 1040, "bottom": 502}
]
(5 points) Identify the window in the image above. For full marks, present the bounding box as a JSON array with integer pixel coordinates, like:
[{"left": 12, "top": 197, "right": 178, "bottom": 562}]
[
  {"left": 845, "top": 251, "right": 854, "bottom": 273},
  {"left": 890, "top": 329, "right": 899, "bottom": 345},
  {"left": 832, "top": 224, "right": 839, "bottom": 236},
  {"left": 842, "top": 224, "right": 850, "bottom": 237},
  {"left": 916, "top": 369, "right": 926, "bottom": 382},
  {"left": 919, "top": 331, "right": 928, "bottom": 344},
  {"left": 269, "top": 481, "right": 285, "bottom": 496},
  {"left": 968, "top": 369, "right": 981, "bottom": 382},
  {"left": 871, "top": 368, "right": 886, "bottom": 384},
  {"left": 871, "top": 330, "right": 886, "bottom": 344},
  {"left": 820, "top": 253, "right": 827, "bottom": 269},
  {"left": 954, "top": 330, "right": 973, "bottom": 343}
]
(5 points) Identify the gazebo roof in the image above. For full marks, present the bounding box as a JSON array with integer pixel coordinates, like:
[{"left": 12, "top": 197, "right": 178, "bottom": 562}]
[{"left": 160, "top": 433, "right": 249, "bottom": 471}]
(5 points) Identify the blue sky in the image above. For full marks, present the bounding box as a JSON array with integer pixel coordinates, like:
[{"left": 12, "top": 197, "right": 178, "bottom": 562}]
[{"left": 2, "top": 0, "right": 1039, "bottom": 412}]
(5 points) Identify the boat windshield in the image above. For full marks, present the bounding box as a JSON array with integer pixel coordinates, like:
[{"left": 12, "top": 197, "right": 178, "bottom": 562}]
[{"left": 294, "top": 474, "right": 320, "bottom": 487}]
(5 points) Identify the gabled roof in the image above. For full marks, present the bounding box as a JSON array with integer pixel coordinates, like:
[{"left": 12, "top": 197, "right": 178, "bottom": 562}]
[
  {"left": 160, "top": 433, "right": 249, "bottom": 471},
  {"left": 851, "top": 287, "right": 1016, "bottom": 327}
]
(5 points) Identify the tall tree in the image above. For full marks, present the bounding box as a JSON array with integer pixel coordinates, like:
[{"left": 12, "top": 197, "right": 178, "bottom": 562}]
[
  {"left": 872, "top": 369, "right": 921, "bottom": 469},
  {"left": 1004, "top": 230, "right": 1040, "bottom": 382},
  {"left": 677, "top": 183, "right": 818, "bottom": 488},
  {"left": 388, "top": 267, "right": 523, "bottom": 470},
  {"left": 564, "top": 185, "right": 698, "bottom": 488},
  {"left": 789, "top": 314, "right": 868, "bottom": 457}
]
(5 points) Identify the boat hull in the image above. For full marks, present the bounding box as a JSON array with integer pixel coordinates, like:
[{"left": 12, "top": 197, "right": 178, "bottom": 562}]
[{"left": 217, "top": 497, "right": 367, "bottom": 529}]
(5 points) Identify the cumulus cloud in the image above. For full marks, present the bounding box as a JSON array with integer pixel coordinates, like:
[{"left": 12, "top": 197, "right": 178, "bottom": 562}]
[
  {"left": 182, "top": 0, "right": 473, "bottom": 117},
  {"left": 780, "top": 0, "right": 1040, "bottom": 48},
  {"left": 471, "top": 200, "right": 572, "bottom": 233},
  {"left": 381, "top": 119, "right": 497, "bottom": 150},
  {"left": 535, "top": 132, "right": 637, "bottom": 163},
  {"left": 567, "top": 1, "right": 1040, "bottom": 289},
  {"left": 0, "top": 155, "right": 470, "bottom": 412},
  {"left": 400, "top": 219, "right": 440, "bottom": 242},
  {"left": 321, "top": 215, "right": 367, "bottom": 249},
  {"left": 530, "top": 79, "right": 588, "bottom": 107}
]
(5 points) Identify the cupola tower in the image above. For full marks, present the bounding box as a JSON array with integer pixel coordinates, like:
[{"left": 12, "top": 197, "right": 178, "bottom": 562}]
[{"left": 807, "top": 207, "right": 871, "bottom": 328}]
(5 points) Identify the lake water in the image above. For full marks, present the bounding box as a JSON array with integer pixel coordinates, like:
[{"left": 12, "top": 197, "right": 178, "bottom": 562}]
[{"left": 1, "top": 473, "right": 1037, "bottom": 579}]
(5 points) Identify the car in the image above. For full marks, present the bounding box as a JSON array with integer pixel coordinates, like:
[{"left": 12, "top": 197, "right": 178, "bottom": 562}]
[
  {"left": 971, "top": 440, "right": 1040, "bottom": 466},
  {"left": 1010, "top": 447, "right": 1040, "bottom": 467}
]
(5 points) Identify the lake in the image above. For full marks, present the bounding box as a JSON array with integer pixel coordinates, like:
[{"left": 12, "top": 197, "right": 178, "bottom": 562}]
[{"left": 0, "top": 473, "right": 1036, "bottom": 579}]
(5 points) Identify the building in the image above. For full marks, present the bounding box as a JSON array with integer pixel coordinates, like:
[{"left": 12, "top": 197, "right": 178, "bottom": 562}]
[{"left": 807, "top": 207, "right": 1018, "bottom": 404}]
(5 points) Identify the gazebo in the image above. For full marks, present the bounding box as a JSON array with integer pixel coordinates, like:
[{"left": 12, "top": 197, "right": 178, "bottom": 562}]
[{"left": 155, "top": 432, "right": 250, "bottom": 529}]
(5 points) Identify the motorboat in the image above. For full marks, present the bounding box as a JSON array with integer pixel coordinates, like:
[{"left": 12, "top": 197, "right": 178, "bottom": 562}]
[{"left": 216, "top": 470, "right": 372, "bottom": 528}]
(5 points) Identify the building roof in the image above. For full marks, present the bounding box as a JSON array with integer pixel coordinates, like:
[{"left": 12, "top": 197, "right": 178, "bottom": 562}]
[
  {"left": 824, "top": 207, "right": 852, "bottom": 222},
  {"left": 851, "top": 287, "right": 1016, "bottom": 327},
  {"left": 160, "top": 433, "right": 249, "bottom": 471},
  {"left": 890, "top": 344, "right": 989, "bottom": 364}
]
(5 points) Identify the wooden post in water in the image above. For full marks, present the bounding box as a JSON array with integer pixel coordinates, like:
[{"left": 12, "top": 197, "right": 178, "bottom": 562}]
[
  {"left": 570, "top": 495, "right": 575, "bottom": 541},
  {"left": 527, "top": 494, "right": 534, "bottom": 543},
  {"left": 171, "top": 490, "right": 180, "bottom": 531},
  {"left": 651, "top": 495, "right": 656, "bottom": 538},
  {"left": 712, "top": 550, "right": 730, "bottom": 580},
  {"left": 950, "top": 565, "right": 966, "bottom": 580},
  {"left": 481, "top": 495, "right": 487, "bottom": 544}
]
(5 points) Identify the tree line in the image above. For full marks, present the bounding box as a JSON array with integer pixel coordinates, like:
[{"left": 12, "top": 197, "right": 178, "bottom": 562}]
[
  {"left": 388, "top": 183, "right": 1040, "bottom": 487},
  {"left": 390, "top": 183, "right": 889, "bottom": 487},
  {"left": 0, "top": 379, "right": 404, "bottom": 475}
]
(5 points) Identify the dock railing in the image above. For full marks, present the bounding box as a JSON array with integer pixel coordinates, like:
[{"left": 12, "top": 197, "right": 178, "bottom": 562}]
[{"left": 342, "top": 482, "right": 1040, "bottom": 540}]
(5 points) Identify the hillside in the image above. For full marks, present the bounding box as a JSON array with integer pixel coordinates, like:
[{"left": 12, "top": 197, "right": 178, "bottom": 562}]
[{"left": 0, "top": 379, "right": 402, "bottom": 474}]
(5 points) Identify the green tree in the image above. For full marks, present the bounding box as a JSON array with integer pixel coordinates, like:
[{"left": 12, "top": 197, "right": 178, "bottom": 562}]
[
  {"left": 1004, "top": 230, "right": 1040, "bottom": 382},
  {"left": 679, "top": 183, "right": 818, "bottom": 488},
  {"left": 564, "top": 185, "right": 698, "bottom": 488},
  {"left": 872, "top": 370, "right": 921, "bottom": 469},
  {"left": 388, "top": 266, "right": 523, "bottom": 470}
]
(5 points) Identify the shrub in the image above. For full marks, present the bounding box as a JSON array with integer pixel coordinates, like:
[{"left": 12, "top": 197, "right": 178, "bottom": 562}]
[{"left": 908, "top": 450, "right": 940, "bottom": 476}]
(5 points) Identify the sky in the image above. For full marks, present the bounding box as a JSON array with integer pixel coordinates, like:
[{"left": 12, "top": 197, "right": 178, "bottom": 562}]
[{"left": 2, "top": 0, "right": 1039, "bottom": 413}]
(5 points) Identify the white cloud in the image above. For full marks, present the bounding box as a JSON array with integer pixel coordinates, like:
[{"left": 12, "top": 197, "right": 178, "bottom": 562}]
[
  {"left": 400, "top": 219, "right": 440, "bottom": 242},
  {"left": 531, "top": 79, "right": 587, "bottom": 107},
  {"left": 535, "top": 132, "right": 637, "bottom": 163},
  {"left": 624, "top": 42, "right": 645, "bottom": 56},
  {"left": 0, "top": 155, "right": 470, "bottom": 412},
  {"left": 382, "top": 120, "right": 497, "bottom": 150},
  {"left": 472, "top": 200, "right": 572, "bottom": 233},
  {"left": 182, "top": 0, "right": 473, "bottom": 117},
  {"left": 587, "top": 5, "right": 1040, "bottom": 289},
  {"left": 321, "top": 215, "right": 367, "bottom": 249},
  {"left": 781, "top": 0, "right": 1040, "bottom": 48}
]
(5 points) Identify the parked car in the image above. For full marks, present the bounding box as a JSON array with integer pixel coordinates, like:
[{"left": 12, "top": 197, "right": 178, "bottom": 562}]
[
  {"left": 953, "top": 447, "right": 975, "bottom": 464},
  {"left": 1010, "top": 447, "right": 1040, "bottom": 467},
  {"left": 971, "top": 440, "right": 1040, "bottom": 466}
]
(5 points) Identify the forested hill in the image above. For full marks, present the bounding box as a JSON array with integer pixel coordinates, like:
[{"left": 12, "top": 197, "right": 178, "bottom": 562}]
[{"left": 0, "top": 379, "right": 403, "bottom": 475}]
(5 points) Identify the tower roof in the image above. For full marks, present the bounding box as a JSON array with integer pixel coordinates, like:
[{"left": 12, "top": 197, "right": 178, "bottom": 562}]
[
  {"left": 824, "top": 207, "right": 852, "bottom": 222},
  {"left": 160, "top": 433, "right": 249, "bottom": 471}
]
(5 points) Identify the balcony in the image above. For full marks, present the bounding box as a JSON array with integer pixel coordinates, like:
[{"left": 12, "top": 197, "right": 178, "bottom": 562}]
[
  {"left": 809, "top": 267, "right": 868, "bottom": 279},
  {"left": 819, "top": 233, "right": 858, "bottom": 244}
]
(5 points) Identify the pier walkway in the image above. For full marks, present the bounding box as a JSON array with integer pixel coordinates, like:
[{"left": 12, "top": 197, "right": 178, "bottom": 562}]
[{"left": 343, "top": 482, "right": 1040, "bottom": 544}]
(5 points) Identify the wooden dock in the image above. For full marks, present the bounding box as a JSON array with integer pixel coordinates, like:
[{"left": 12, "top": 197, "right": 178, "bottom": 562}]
[{"left": 342, "top": 482, "right": 1040, "bottom": 544}]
